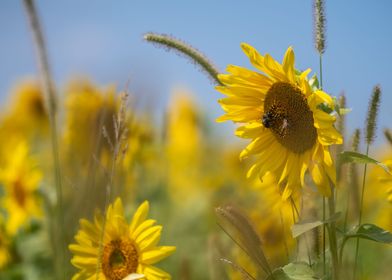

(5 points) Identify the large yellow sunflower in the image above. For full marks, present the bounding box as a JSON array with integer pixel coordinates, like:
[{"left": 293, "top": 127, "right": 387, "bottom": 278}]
[
  {"left": 216, "top": 44, "right": 342, "bottom": 199},
  {"left": 69, "top": 198, "right": 175, "bottom": 280}
]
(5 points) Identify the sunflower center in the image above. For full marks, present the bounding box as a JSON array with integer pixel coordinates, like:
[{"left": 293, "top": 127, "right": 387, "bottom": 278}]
[
  {"left": 12, "top": 179, "right": 26, "bottom": 207},
  {"left": 102, "top": 239, "right": 138, "bottom": 280},
  {"left": 263, "top": 82, "right": 317, "bottom": 153}
]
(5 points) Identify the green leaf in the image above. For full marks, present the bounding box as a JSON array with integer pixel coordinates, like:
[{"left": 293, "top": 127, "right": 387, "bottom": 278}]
[
  {"left": 266, "top": 262, "right": 319, "bottom": 280},
  {"left": 333, "top": 98, "right": 352, "bottom": 116},
  {"left": 308, "top": 74, "right": 320, "bottom": 91},
  {"left": 291, "top": 212, "right": 341, "bottom": 238},
  {"left": 292, "top": 221, "right": 322, "bottom": 239},
  {"left": 347, "top": 223, "right": 392, "bottom": 244},
  {"left": 317, "top": 103, "right": 333, "bottom": 114},
  {"left": 338, "top": 151, "right": 391, "bottom": 174}
]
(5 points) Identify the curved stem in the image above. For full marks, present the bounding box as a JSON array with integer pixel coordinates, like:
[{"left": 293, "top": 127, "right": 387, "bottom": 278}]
[{"left": 144, "top": 32, "right": 222, "bottom": 85}]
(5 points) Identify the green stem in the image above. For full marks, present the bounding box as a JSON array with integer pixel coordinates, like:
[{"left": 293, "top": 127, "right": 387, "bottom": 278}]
[
  {"left": 353, "top": 144, "right": 370, "bottom": 279},
  {"left": 339, "top": 237, "right": 349, "bottom": 266},
  {"left": 319, "top": 55, "right": 323, "bottom": 90},
  {"left": 291, "top": 198, "right": 312, "bottom": 266},
  {"left": 328, "top": 188, "right": 340, "bottom": 280},
  {"left": 319, "top": 53, "right": 327, "bottom": 276},
  {"left": 144, "top": 32, "right": 222, "bottom": 85},
  {"left": 22, "top": 0, "right": 65, "bottom": 278},
  {"left": 279, "top": 210, "right": 289, "bottom": 263}
]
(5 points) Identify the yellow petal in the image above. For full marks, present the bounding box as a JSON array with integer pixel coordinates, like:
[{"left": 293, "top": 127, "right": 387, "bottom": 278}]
[
  {"left": 130, "top": 201, "right": 149, "bottom": 235},
  {"left": 282, "top": 46, "right": 296, "bottom": 83},
  {"left": 141, "top": 246, "right": 176, "bottom": 265}
]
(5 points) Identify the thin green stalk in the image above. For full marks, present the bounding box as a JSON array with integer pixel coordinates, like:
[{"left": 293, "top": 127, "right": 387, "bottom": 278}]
[
  {"left": 319, "top": 53, "right": 326, "bottom": 276},
  {"left": 319, "top": 55, "right": 323, "bottom": 89},
  {"left": 339, "top": 237, "right": 349, "bottom": 266},
  {"left": 279, "top": 210, "right": 290, "bottom": 263},
  {"left": 95, "top": 152, "right": 116, "bottom": 280},
  {"left": 95, "top": 93, "right": 128, "bottom": 279},
  {"left": 328, "top": 188, "right": 340, "bottom": 280},
  {"left": 353, "top": 144, "right": 370, "bottom": 279},
  {"left": 22, "top": 0, "right": 65, "bottom": 278},
  {"left": 291, "top": 198, "right": 312, "bottom": 266}
]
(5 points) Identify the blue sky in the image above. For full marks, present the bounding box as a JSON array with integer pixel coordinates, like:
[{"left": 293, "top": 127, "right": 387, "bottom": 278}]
[{"left": 1, "top": 0, "right": 391, "bottom": 147}]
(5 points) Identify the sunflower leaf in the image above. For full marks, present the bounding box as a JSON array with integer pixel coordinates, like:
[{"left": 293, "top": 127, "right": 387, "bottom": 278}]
[
  {"left": 266, "top": 262, "right": 319, "bottom": 280},
  {"left": 346, "top": 224, "right": 392, "bottom": 244},
  {"left": 338, "top": 151, "right": 391, "bottom": 174},
  {"left": 308, "top": 74, "right": 320, "bottom": 91},
  {"left": 291, "top": 212, "right": 341, "bottom": 238}
]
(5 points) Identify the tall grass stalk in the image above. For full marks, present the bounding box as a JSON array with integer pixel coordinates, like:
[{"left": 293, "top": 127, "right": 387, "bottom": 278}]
[
  {"left": 354, "top": 86, "right": 381, "bottom": 279},
  {"left": 327, "top": 187, "right": 339, "bottom": 280},
  {"left": 353, "top": 144, "right": 369, "bottom": 280},
  {"left": 22, "top": 0, "right": 65, "bottom": 278},
  {"left": 95, "top": 93, "right": 129, "bottom": 279}
]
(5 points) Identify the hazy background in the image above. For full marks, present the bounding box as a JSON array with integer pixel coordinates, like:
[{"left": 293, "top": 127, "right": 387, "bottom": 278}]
[{"left": 1, "top": 0, "right": 391, "bottom": 146}]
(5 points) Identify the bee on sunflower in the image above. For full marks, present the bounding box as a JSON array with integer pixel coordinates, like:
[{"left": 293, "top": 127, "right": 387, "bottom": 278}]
[{"left": 216, "top": 44, "right": 342, "bottom": 199}]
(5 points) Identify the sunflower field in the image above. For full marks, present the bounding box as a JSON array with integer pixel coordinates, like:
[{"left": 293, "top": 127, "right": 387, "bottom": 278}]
[{"left": 0, "top": 1, "right": 391, "bottom": 279}]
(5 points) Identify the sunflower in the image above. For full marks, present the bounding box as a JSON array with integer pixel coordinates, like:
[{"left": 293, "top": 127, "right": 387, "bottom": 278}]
[
  {"left": 63, "top": 79, "right": 119, "bottom": 163},
  {"left": 377, "top": 159, "right": 392, "bottom": 203},
  {"left": 0, "top": 142, "right": 42, "bottom": 235},
  {"left": 166, "top": 90, "right": 202, "bottom": 202},
  {"left": 0, "top": 222, "right": 11, "bottom": 269},
  {"left": 69, "top": 198, "right": 175, "bottom": 280},
  {"left": 0, "top": 80, "right": 48, "bottom": 140},
  {"left": 216, "top": 44, "right": 342, "bottom": 199}
]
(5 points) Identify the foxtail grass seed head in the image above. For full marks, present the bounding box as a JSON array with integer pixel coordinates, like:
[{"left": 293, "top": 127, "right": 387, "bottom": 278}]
[
  {"left": 352, "top": 129, "right": 361, "bottom": 152},
  {"left": 313, "top": 0, "right": 326, "bottom": 54},
  {"left": 143, "top": 32, "right": 222, "bottom": 85},
  {"left": 215, "top": 206, "right": 271, "bottom": 274},
  {"left": 384, "top": 129, "right": 392, "bottom": 146},
  {"left": 365, "top": 85, "right": 381, "bottom": 145},
  {"left": 349, "top": 129, "right": 361, "bottom": 216},
  {"left": 337, "top": 94, "right": 346, "bottom": 135}
]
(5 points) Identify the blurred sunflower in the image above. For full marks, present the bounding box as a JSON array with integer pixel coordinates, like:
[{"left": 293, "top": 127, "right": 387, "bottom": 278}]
[
  {"left": 63, "top": 80, "right": 119, "bottom": 164},
  {"left": 377, "top": 160, "right": 392, "bottom": 203},
  {"left": 165, "top": 90, "right": 203, "bottom": 202},
  {"left": 216, "top": 44, "right": 342, "bottom": 198},
  {"left": 0, "top": 142, "right": 42, "bottom": 235},
  {"left": 69, "top": 198, "right": 175, "bottom": 280},
  {"left": 249, "top": 172, "right": 296, "bottom": 264},
  {"left": 0, "top": 222, "right": 11, "bottom": 269},
  {"left": 0, "top": 80, "right": 48, "bottom": 140}
]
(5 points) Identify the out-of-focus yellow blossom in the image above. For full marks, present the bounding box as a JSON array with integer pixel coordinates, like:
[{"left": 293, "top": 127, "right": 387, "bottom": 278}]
[
  {"left": 121, "top": 114, "right": 156, "bottom": 193},
  {"left": 366, "top": 154, "right": 392, "bottom": 231},
  {"left": 249, "top": 173, "right": 296, "bottom": 264},
  {"left": 377, "top": 160, "right": 392, "bottom": 203},
  {"left": 226, "top": 173, "right": 296, "bottom": 279},
  {"left": 0, "top": 142, "right": 42, "bottom": 235},
  {"left": 63, "top": 80, "right": 119, "bottom": 166},
  {"left": 69, "top": 198, "right": 175, "bottom": 280},
  {"left": 216, "top": 44, "right": 342, "bottom": 199},
  {"left": 0, "top": 79, "right": 48, "bottom": 141},
  {"left": 0, "top": 222, "right": 11, "bottom": 269},
  {"left": 165, "top": 90, "right": 203, "bottom": 202},
  {"left": 228, "top": 247, "right": 258, "bottom": 280}
]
